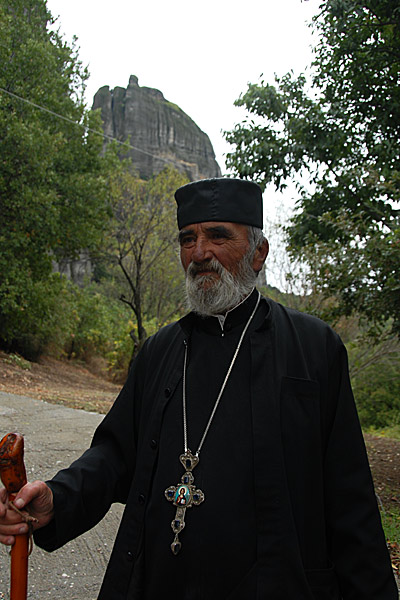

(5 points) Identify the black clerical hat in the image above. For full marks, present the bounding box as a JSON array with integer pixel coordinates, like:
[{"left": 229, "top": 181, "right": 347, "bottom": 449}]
[{"left": 175, "top": 178, "right": 263, "bottom": 229}]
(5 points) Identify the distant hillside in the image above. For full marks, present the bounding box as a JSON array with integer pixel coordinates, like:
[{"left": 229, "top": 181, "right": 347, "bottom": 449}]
[{"left": 92, "top": 75, "right": 221, "bottom": 181}]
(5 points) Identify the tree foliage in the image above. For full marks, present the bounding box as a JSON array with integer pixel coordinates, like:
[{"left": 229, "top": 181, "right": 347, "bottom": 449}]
[
  {"left": 349, "top": 336, "right": 400, "bottom": 429},
  {"left": 105, "top": 164, "right": 189, "bottom": 353},
  {"left": 0, "top": 0, "right": 113, "bottom": 353},
  {"left": 225, "top": 0, "right": 400, "bottom": 335}
]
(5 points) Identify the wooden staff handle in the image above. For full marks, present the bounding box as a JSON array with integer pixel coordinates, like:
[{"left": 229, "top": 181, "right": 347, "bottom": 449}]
[{"left": 0, "top": 432, "right": 29, "bottom": 600}]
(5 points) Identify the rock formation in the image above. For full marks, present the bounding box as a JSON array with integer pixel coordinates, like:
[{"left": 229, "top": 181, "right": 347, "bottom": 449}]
[{"left": 92, "top": 75, "right": 221, "bottom": 181}]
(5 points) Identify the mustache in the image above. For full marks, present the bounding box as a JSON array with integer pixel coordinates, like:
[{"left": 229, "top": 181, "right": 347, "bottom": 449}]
[{"left": 187, "top": 259, "right": 224, "bottom": 279}]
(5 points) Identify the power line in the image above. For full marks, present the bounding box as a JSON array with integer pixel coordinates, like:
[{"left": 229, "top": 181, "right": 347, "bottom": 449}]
[{"left": 0, "top": 86, "right": 176, "bottom": 165}]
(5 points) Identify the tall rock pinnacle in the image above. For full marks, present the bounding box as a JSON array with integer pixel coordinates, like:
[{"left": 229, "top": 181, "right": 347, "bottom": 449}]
[{"left": 92, "top": 75, "right": 222, "bottom": 181}]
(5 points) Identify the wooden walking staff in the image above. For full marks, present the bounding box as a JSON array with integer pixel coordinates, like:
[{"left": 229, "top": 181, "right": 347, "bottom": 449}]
[{"left": 0, "top": 433, "right": 34, "bottom": 600}]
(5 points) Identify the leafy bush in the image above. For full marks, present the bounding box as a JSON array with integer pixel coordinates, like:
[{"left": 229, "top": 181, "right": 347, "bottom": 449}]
[
  {"left": 65, "top": 283, "right": 129, "bottom": 362},
  {"left": 1, "top": 273, "right": 76, "bottom": 360},
  {"left": 106, "top": 316, "right": 160, "bottom": 382},
  {"left": 0, "top": 273, "right": 134, "bottom": 371},
  {"left": 351, "top": 354, "right": 400, "bottom": 430}
]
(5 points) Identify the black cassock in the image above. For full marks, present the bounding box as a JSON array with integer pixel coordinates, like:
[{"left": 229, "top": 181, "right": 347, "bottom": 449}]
[{"left": 35, "top": 290, "right": 398, "bottom": 599}]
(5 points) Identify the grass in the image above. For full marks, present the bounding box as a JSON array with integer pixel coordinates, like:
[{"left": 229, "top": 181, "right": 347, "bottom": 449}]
[
  {"left": 380, "top": 504, "right": 400, "bottom": 574},
  {"left": 365, "top": 424, "right": 400, "bottom": 441},
  {"left": 3, "top": 353, "right": 31, "bottom": 370},
  {"left": 381, "top": 505, "right": 400, "bottom": 546}
]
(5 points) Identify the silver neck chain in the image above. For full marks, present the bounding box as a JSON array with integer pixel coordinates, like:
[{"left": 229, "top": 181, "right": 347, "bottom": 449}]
[{"left": 182, "top": 291, "right": 261, "bottom": 457}]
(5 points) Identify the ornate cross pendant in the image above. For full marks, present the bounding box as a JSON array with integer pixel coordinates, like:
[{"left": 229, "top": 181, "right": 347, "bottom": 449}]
[{"left": 164, "top": 449, "right": 205, "bottom": 555}]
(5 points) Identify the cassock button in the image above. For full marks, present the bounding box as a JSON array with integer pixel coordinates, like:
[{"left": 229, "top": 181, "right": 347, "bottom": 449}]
[
  {"left": 138, "top": 493, "right": 146, "bottom": 505},
  {"left": 150, "top": 439, "right": 158, "bottom": 449},
  {"left": 127, "top": 551, "right": 134, "bottom": 562},
  {"left": 164, "top": 388, "right": 171, "bottom": 398}
]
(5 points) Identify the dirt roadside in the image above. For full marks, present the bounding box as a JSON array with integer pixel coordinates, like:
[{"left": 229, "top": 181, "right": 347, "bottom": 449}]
[
  {"left": 0, "top": 351, "right": 121, "bottom": 413},
  {"left": 0, "top": 352, "right": 399, "bottom": 580}
]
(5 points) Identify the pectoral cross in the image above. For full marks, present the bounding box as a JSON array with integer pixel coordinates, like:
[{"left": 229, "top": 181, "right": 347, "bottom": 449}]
[{"left": 164, "top": 449, "right": 205, "bottom": 555}]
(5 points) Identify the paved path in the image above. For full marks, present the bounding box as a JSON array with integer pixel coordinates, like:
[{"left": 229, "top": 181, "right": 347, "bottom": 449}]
[{"left": 0, "top": 391, "right": 123, "bottom": 600}]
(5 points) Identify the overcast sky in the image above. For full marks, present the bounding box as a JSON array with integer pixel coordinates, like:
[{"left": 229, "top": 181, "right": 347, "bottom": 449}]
[{"left": 46, "top": 0, "right": 318, "bottom": 175}]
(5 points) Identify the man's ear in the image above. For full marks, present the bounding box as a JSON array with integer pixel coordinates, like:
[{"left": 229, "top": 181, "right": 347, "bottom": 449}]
[{"left": 252, "top": 239, "right": 269, "bottom": 273}]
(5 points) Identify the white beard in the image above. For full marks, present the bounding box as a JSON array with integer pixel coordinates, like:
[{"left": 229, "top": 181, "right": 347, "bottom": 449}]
[{"left": 185, "top": 252, "right": 257, "bottom": 316}]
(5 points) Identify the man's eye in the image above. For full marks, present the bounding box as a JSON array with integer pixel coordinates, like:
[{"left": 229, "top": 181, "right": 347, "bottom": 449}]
[{"left": 180, "top": 237, "right": 195, "bottom": 246}]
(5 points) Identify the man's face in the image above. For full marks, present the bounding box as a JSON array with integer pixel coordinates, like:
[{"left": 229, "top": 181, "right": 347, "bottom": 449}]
[
  {"left": 179, "top": 221, "right": 250, "bottom": 286},
  {"left": 179, "top": 221, "right": 261, "bottom": 316}
]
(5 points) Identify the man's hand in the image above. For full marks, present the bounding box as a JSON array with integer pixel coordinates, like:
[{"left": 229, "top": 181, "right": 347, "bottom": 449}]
[{"left": 0, "top": 481, "right": 54, "bottom": 546}]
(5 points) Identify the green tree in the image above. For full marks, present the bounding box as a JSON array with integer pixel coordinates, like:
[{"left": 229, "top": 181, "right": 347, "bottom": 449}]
[
  {"left": 349, "top": 336, "right": 400, "bottom": 430},
  {"left": 225, "top": 0, "right": 400, "bottom": 335},
  {"left": 105, "top": 164, "right": 188, "bottom": 353},
  {"left": 0, "top": 0, "right": 113, "bottom": 355}
]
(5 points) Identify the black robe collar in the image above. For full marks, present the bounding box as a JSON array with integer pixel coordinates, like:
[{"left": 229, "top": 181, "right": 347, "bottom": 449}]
[{"left": 179, "top": 288, "right": 272, "bottom": 338}]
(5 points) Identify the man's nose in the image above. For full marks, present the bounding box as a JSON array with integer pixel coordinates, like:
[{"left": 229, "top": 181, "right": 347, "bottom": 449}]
[{"left": 191, "top": 238, "right": 213, "bottom": 263}]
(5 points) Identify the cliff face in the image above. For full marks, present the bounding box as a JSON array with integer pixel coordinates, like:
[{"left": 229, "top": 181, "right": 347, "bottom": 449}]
[{"left": 92, "top": 75, "right": 221, "bottom": 181}]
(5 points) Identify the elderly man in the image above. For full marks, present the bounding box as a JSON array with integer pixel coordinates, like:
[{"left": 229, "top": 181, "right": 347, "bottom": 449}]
[{"left": 0, "top": 178, "right": 397, "bottom": 599}]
